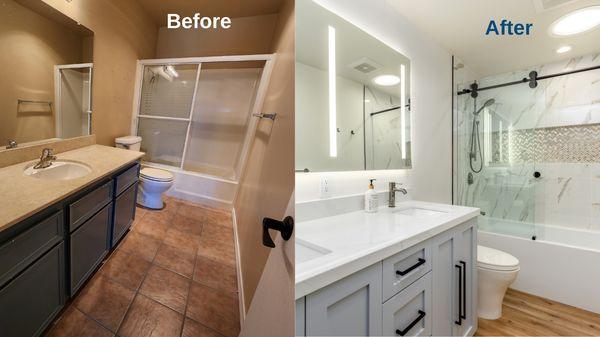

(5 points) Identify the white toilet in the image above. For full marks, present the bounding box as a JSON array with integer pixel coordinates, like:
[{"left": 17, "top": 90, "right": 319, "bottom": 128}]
[
  {"left": 115, "top": 136, "right": 174, "bottom": 209},
  {"left": 477, "top": 245, "right": 520, "bottom": 320}
]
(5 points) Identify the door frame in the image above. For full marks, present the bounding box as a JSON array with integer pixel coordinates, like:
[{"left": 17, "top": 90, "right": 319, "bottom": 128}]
[{"left": 54, "top": 63, "right": 94, "bottom": 138}]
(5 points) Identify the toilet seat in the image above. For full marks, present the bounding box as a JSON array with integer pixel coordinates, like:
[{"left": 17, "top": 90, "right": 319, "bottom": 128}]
[
  {"left": 140, "top": 168, "right": 173, "bottom": 182},
  {"left": 477, "top": 245, "right": 519, "bottom": 271}
]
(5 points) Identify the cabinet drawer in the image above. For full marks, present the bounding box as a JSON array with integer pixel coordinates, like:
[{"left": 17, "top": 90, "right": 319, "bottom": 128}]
[
  {"left": 69, "top": 181, "right": 112, "bottom": 232},
  {"left": 382, "top": 241, "right": 431, "bottom": 301},
  {"left": 112, "top": 182, "right": 138, "bottom": 247},
  {"left": 382, "top": 272, "right": 432, "bottom": 337},
  {"left": 0, "top": 242, "right": 65, "bottom": 337},
  {"left": 70, "top": 204, "right": 111, "bottom": 294},
  {"left": 115, "top": 163, "right": 139, "bottom": 196},
  {"left": 0, "top": 212, "right": 63, "bottom": 287}
]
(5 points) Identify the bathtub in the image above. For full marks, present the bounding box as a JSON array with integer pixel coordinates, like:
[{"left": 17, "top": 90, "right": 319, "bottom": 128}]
[{"left": 478, "top": 217, "right": 600, "bottom": 314}]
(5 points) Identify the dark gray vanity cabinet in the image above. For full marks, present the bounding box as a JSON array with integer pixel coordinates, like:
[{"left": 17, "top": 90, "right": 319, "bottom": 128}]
[{"left": 112, "top": 181, "right": 138, "bottom": 247}]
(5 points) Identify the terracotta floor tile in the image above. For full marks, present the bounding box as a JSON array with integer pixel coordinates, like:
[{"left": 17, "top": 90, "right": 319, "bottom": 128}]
[
  {"left": 172, "top": 213, "right": 204, "bottom": 236},
  {"left": 178, "top": 204, "right": 232, "bottom": 228},
  {"left": 201, "top": 223, "right": 234, "bottom": 245},
  {"left": 164, "top": 228, "right": 201, "bottom": 255},
  {"left": 163, "top": 197, "right": 185, "bottom": 213},
  {"left": 153, "top": 243, "right": 196, "bottom": 278},
  {"left": 74, "top": 275, "right": 135, "bottom": 332},
  {"left": 143, "top": 209, "right": 175, "bottom": 224},
  {"left": 132, "top": 216, "right": 169, "bottom": 240},
  {"left": 182, "top": 318, "right": 225, "bottom": 337},
  {"left": 186, "top": 282, "right": 239, "bottom": 337},
  {"left": 100, "top": 250, "right": 151, "bottom": 290},
  {"left": 194, "top": 256, "right": 237, "bottom": 294},
  {"left": 135, "top": 207, "right": 148, "bottom": 219},
  {"left": 118, "top": 231, "right": 161, "bottom": 262},
  {"left": 139, "top": 265, "right": 190, "bottom": 314},
  {"left": 46, "top": 307, "right": 114, "bottom": 337},
  {"left": 117, "top": 294, "right": 183, "bottom": 337},
  {"left": 197, "top": 237, "right": 236, "bottom": 268}
]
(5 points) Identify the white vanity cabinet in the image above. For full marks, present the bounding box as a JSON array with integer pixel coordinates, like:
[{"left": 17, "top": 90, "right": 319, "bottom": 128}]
[{"left": 296, "top": 218, "right": 477, "bottom": 337}]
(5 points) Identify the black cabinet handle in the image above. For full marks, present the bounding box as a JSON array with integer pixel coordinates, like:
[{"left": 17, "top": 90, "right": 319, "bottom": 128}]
[
  {"left": 396, "top": 258, "right": 426, "bottom": 276},
  {"left": 262, "top": 216, "right": 294, "bottom": 248},
  {"left": 395, "top": 310, "right": 426, "bottom": 336},
  {"left": 454, "top": 263, "right": 463, "bottom": 325},
  {"left": 460, "top": 261, "right": 467, "bottom": 320}
]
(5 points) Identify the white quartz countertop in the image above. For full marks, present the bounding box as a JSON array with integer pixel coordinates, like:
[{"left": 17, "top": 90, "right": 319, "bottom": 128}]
[{"left": 295, "top": 200, "right": 479, "bottom": 299}]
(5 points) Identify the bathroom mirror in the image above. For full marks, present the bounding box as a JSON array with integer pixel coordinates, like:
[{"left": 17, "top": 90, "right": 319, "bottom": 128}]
[
  {"left": 296, "top": 0, "right": 411, "bottom": 172},
  {"left": 0, "top": 0, "right": 94, "bottom": 151}
]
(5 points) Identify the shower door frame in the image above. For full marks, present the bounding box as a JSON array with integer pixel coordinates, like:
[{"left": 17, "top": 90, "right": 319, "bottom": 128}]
[
  {"left": 131, "top": 54, "right": 276, "bottom": 183},
  {"left": 54, "top": 63, "right": 94, "bottom": 138}
]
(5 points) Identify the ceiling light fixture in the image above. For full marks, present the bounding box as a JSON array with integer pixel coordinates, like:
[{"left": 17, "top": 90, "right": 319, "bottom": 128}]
[
  {"left": 549, "top": 6, "right": 600, "bottom": 36},
  {"left": 372, "top": 74, "right": 400, "bottom": 86},
  {"left": 556, "top": 45, "right": 572, "bottom": 53}
]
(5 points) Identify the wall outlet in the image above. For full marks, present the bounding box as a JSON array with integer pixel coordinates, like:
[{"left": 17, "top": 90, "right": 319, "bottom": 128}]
[{"left": 319, "top": 176, "right": 330, "bottom": 198}]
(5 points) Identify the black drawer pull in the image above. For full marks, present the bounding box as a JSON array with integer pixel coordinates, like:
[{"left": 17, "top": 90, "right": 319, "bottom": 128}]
[
  {"left": 396, "top": 258, "right": 426, "bottom": 276},
  {"left": 395, "top": 310, "right": 426, "bottom": 336}
]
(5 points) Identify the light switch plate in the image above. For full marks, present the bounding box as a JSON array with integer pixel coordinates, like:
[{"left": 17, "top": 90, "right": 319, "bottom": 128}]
[{"left": 319, "top": 176, "right": 330, "bottom": 198}]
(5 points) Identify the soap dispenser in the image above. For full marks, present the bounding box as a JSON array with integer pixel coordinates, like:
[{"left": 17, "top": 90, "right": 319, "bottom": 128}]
[{"left": 365, "top": 179, "right": 378, "bottom": 213}]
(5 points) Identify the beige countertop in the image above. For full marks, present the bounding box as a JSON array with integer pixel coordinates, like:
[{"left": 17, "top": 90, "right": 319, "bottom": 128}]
[{"left": 0, "top": 145, "right": 144, "bottom": 232}]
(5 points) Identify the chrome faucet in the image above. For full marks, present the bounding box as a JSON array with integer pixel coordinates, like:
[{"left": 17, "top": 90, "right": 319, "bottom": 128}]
[
  {"left": 388, "top": 182, "right": 407, "bottom": 208},
  {"left": 6, "top": 140, "right": 17, "bottom": 149},
  {"left": 34, "top": 148, "right": 57, "bottom": 169}
]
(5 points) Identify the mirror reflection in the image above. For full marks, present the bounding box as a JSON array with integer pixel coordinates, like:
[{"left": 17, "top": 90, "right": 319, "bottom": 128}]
[
  {"left": 296, "top": 0, "right": 411, "bottom": 172},
  {"left": 0, "top": 0, "right": 93, "bottom": 151}
]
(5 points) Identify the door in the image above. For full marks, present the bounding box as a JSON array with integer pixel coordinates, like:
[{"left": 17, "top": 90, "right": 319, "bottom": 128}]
[
  {"left": 54, "top": 64, "right": 93, "bottom": 138},
  {"left": 453, "top": 221, "right": 477, "bottom": 337}
]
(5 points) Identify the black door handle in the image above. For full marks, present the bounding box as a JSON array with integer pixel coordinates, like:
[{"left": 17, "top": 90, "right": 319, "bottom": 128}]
[
  {"left": 262, "top": 216, "right": 294, "bottom": 248},
  {"left": 395, "top": 310, "right": 426, "bottom": 336},
  {"left": 396, "top": 258, "right": 426, "bottom": 276},
  {"left": 455, "top": 263, "right": 463, "bottom": 325}
]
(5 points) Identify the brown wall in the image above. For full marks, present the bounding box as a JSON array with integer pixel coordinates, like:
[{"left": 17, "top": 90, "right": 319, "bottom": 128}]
[
  {"left": 155, "top": 14, "right": 278, "bottom": 58},
  {"left": 234, "top": 0, "right": 295, "bottom": 313},
  {"left": 0, "top": 0, "right": 84, "bottom": 144},
  {"left": 42, "top": 0, "right": 158, "bottom": 146}
]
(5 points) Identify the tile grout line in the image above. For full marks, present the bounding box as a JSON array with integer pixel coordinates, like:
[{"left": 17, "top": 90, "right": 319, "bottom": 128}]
[{"left": 178, "top": 211, "right": 203, "bottom": 337}]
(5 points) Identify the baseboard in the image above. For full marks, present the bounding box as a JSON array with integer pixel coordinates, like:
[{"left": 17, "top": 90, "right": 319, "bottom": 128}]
[{"left": 231, "top": 207, "right": 246, "bottom": 325}]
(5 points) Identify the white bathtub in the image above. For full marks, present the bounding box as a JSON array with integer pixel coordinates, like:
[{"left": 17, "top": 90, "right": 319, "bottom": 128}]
[{"left": 478, "top": 217, "right": 600, "bottom": 314}]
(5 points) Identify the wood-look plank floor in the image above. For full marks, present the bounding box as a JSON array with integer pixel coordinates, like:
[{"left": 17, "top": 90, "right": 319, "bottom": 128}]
[{"left": 475, "top": 288, "right": 600, "bottom": 336}]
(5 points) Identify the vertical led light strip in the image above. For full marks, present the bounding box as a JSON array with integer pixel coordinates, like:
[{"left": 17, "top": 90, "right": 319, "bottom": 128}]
[
  {"left": 400, "top": 64, "right": 407, "bottom": 160},
  {"left": 328, "top": 25, "right": 337, "bottom": 157}
]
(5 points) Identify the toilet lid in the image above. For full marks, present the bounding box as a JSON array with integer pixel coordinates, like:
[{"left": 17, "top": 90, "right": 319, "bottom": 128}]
[
  {"left": 477, "top": 245, "right": 519, "bottom": 271},
  {"left": 140, "top": 168, "right": 173, "bottom": 182}
]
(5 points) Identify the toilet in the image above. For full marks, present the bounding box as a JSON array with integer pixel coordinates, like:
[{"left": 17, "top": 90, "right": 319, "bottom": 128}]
[
  {"left": 115, "top": 136, "right": 174, "bottom": 209},
  {"left": 477, "top": 245, "right": 520, "bottom": 320}
]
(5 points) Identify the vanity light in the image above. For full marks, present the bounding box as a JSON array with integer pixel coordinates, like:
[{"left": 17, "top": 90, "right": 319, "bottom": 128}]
[
  {"left": 328, "top": 25, "right": 337, "bottom": 157},
  {"left": 549, "top": 6, "right": 600, "bottom": 36},
  {"left": 373, "top": 74, "right": 400, "bottom": 86},
  {"left": 400, "top": 65, "right": 407, "bottom": 160},
  {"left": 556, "top": 45, "right": 572, "bottom": 54}
]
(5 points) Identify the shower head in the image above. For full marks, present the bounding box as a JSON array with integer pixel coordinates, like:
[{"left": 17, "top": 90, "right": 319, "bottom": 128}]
[{"left": 474, "top": 98, "right": 495, "bottom": 115}]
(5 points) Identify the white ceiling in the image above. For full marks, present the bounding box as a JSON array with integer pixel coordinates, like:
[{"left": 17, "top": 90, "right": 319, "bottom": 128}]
[{"left": 386, "top": 0, "right": 600, "bottom": 76}]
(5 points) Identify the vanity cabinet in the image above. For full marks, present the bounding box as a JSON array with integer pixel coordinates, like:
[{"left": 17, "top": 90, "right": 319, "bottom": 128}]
[
  {"left": 112, "top": 181, "right": 138, "bottom": 247},
  {"left": 297, "top": 218, "right": 477, "bottom": 337}
]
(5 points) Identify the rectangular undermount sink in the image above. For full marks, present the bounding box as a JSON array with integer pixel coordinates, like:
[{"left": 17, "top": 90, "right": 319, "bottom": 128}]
[
  {"left": 297, "top": 239, "right": 331, "bottom": 264},
  {"left": 394, "top": 207, "right": 447, "bottom": 218}
]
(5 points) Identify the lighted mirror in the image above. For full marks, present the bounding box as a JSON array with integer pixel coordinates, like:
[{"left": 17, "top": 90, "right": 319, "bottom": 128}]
[
  {"left": 296, "top": 0, "right": 411, "bottom": 172},
  {"left": 0, "top": 0, "right": 93, "bottom": 151}
]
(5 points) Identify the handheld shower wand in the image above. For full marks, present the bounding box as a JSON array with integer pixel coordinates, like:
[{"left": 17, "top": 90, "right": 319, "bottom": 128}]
[{"left": 469, "top": 98, "right": 495, "bottom": 173}]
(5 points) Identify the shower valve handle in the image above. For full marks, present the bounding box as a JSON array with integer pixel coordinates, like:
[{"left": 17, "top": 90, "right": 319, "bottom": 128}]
[{"left": 533, "top": 171, "right": 541, "bottom": 178}]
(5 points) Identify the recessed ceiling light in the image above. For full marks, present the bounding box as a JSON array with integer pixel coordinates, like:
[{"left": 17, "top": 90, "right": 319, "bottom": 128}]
[
  {"left": 373, "top": 74, "right": 400, "bottom": 86},
  {"left": 556, "top": 45, "right": 572, "bottom": 53},
  {"left": 549, "top": 6, "right": 600, "bottom": 36}
]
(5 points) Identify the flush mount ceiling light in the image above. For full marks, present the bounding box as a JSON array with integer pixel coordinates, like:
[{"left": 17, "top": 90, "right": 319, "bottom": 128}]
[
  {"left": 556, "top": 45, "right": 572, "bottom": 53},
  {"left": 372, "top": 74, "right": 400, "bottom": 86},
  {"left": 549, "top": 6, "right": 600, "bottom": 36}
]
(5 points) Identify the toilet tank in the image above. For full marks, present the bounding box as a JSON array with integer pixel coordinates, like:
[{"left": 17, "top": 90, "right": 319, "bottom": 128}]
[{"left": 115, "top": 136, "right": 142, "bottom": 151}]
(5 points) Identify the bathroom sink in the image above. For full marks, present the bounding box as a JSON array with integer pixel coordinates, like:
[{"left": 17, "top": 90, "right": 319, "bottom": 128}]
[
  {"left": 394, "top": 207, "right": 447, "bottom": 218},
  {"left": 24, "top": 161, "right": 92, "bottom": 180},
  {"left": 297, "top": 239, "right": 332, "bottom": 264}
]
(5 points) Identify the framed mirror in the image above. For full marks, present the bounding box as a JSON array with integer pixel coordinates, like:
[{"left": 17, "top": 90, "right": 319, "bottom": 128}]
[
  {"left": 0, "top": 0, "right": 94, "bottom": 151},
  {"left": 296, "top": 0, "right": 411, "bottom": 172}
]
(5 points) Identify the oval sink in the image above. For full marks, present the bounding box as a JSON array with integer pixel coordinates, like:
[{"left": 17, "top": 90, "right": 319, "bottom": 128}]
[{"left": 24, "top": 161, "right": 92, "bottom": 180}]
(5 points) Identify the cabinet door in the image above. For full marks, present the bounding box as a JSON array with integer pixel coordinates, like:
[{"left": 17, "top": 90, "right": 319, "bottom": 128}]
[
  {"left": 296, "top": 297, "right": 305, "bottom": 336},
  {"left": 113, "top": 182, "right": 138, "bottom": 247},
  {"left": 431, "top": 229, "right": 458, "bottom": 336},
  {"left": 0, "top": 242, "right": 65, "bottom": 337},
  {"left": 382, "top": 272, "right": 432, "bottom": 337},
  {"left": 306, "top": 263, "right": 382, "bottom": 336},
  {"left": 453, "top": 220, "right": 477, "bottom": 337}
]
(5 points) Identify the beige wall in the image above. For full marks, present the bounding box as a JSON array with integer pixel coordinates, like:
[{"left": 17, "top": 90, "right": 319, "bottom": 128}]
[
  {"left": 42, "top": 0, "right": 157, "bottom": 146},
  {"left": 234, "top": 0, "right": 295, "bottom": 314},
  {"left": 0, "top": 0, "right": 85, "bottom": 145},
  {"left": 155, "top": 14, "right": 278, "bottom": 58}
]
